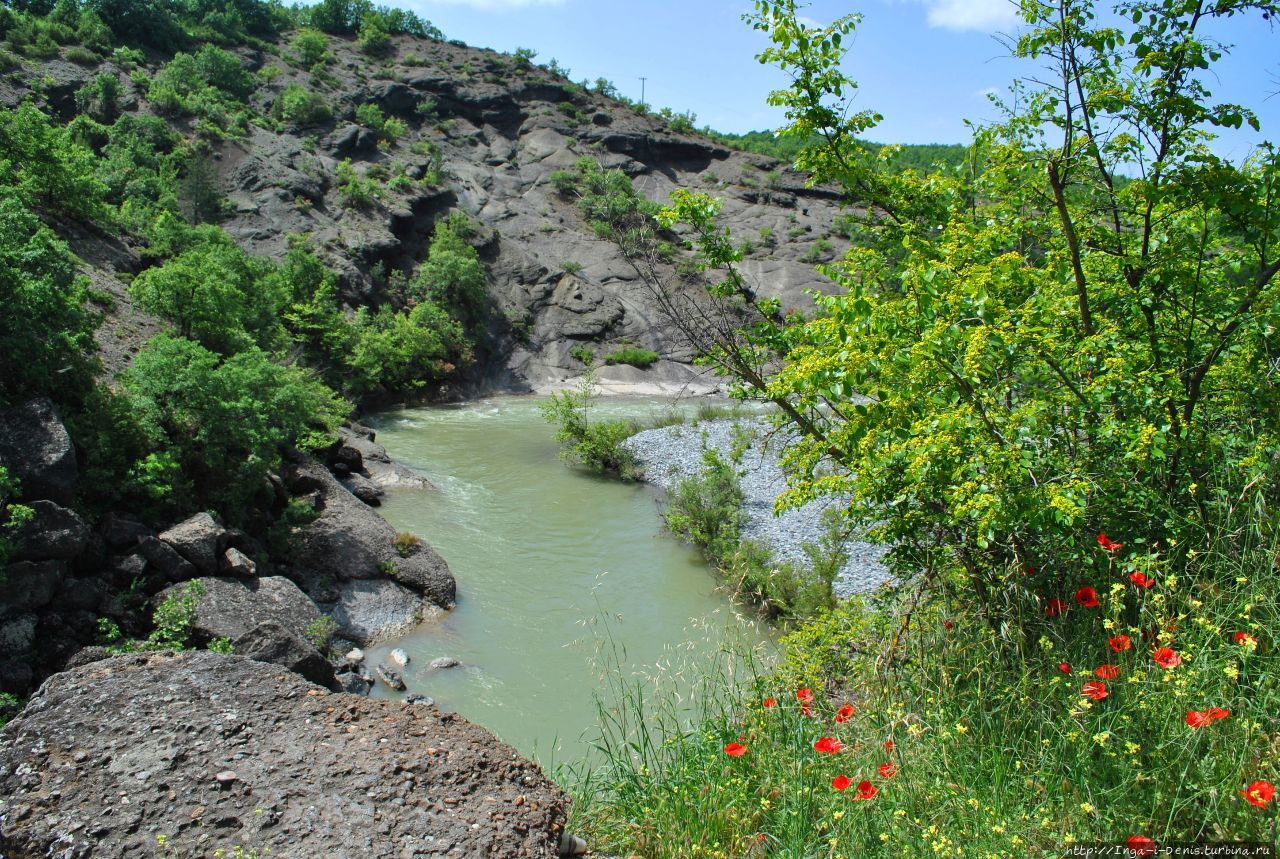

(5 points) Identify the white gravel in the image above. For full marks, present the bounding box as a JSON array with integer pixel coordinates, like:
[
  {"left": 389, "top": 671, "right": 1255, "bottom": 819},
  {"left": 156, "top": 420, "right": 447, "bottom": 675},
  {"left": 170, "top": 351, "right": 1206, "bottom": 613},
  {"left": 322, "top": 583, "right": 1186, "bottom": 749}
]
[{"left": 621, "top": 419, "right": 890, "bottom": 598}]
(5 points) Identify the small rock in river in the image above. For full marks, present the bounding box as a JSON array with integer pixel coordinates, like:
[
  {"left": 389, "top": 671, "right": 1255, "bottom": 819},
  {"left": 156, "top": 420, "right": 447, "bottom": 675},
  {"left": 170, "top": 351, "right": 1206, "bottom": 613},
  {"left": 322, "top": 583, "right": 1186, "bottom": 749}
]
[
  {"left": 375, "top": 663, "right": 406, "bottom": 691},
  {"left": 428, "top": 656, "right": 460, "bottom": 671},
  {"left": 405, "top": 694, "right": 434, "bottom": 707},
  {"left": 345, "top": 648, "right": 365, "bottom": 665},
  {"left": 389, "top": 648, "right": 409, "bottom": 667}
]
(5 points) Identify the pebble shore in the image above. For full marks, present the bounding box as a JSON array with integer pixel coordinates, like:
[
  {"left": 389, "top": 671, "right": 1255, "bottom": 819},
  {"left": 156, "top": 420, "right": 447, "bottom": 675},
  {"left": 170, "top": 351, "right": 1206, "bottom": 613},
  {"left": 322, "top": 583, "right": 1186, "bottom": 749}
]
[{"left": 622, "top": 419, "right": 891, "bottom": 598}]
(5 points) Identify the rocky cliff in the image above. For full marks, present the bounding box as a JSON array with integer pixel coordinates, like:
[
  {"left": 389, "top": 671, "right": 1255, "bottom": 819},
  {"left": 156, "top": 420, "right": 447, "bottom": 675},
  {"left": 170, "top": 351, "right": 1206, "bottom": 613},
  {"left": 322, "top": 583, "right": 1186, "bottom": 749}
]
[{"left": 0, "top": 30, "right": 852, "bottom": 393}]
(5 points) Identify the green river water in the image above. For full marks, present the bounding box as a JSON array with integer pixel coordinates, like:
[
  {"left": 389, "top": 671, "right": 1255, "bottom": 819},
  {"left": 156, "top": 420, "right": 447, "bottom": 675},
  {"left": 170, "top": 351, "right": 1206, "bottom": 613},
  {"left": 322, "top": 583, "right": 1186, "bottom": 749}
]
[{"left": 361, "top": 396, "right": 773, "bottom": 769}]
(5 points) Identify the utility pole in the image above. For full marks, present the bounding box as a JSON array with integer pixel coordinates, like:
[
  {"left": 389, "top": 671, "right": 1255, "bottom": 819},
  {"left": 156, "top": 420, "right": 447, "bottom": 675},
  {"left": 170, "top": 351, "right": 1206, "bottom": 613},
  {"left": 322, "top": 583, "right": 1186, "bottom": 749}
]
[{"left": 639, "top": 77, "right": 647, "bottom": 109}]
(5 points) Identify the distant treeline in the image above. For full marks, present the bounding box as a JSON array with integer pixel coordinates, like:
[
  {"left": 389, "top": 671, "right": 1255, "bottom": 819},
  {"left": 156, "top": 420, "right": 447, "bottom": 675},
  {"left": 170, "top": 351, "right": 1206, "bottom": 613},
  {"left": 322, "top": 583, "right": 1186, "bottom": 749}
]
[{"left": 705, "top": 129, "right": 971, "bottom": 175}]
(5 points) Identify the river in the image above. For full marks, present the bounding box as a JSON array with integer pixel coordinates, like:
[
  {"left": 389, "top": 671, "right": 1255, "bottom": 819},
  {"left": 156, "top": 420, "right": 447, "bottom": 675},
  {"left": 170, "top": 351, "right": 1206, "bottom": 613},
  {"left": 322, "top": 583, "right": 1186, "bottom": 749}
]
[{"left": 360, "top": 396, "right": 774, "bottom": 768}]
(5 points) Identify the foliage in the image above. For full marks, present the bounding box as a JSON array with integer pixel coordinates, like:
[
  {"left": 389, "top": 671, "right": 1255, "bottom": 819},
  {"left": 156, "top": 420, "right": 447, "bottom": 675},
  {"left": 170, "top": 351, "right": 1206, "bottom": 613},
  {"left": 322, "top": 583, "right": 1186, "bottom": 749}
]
[
  {"left": 412, "top": 214, "right": 488, "bottom": 331},
  {"left": 148, "top": 578, "right": 206, "bottom": 649},
  {"left": 577, "top": 511, "right": 1280, "bottom": 854},
  {"left": 129, "top": 229, "right": 285, "bottom": 355},
  {"left": 122, "top": 334, "right": 347, "bottom": 512},
  {"left": 540, "top": 370, "right": 642, "bottom": 481},
  {"left": 0, "top": 102, "right": 107, "bottom": 220},
  {"left": 0, "top": 691, "right": 23, "bottom": 730},
  {"left": 0, "top": 188, "right": 96, "bottom": 408},
  {"left": 706, "top": 128, "right": 970, "bottom": 175},
  {"left": 665, "top": 446, "right": 745, "bottom": 563},
  {"left": 394, "top": 531, "right": 423, "bottom": 557},
  {"left": 304, "top": 614, "right": 336, "bottom": 650},
  {"left": 663, "top": 0, "right": 1280, "bottom": 640},
  {"left": 335, "top": 158, "right": 377, "bottom": 208},
  {"left": 348, "top": 302, "right": 469, "bottom": 397},
  {"left": 0, "top": 466, "right": 35, "bottom": 566},
  {"left": 602, "top": 345, "right": 659, "bottom": 369},
  {"left": 274, "top": 84, "right": 330, "bottom": 126},
  {"left": 147, "top": 45, "right": 255, "bottom": 136},
  {"left": 289, "top": 28, "right": 329, "bottom": 67}
]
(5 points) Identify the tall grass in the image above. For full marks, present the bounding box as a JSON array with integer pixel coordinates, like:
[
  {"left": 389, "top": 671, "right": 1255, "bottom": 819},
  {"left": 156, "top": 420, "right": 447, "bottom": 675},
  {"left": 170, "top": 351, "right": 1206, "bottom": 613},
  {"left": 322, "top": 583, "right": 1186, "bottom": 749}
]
[{"left": 571, "top": 505, "right": 1280, "bottom": 857}]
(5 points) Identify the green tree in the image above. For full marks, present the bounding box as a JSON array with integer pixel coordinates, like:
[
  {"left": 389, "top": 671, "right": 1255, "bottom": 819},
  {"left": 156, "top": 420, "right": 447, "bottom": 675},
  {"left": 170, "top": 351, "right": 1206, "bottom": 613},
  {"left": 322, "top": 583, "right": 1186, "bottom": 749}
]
[
  {"left": 413, "top": 215, "right": 487, "bottom": 329},
  {"left": 0, "top": 189, "right": 96, "bottom": 408},
  {"left": 122, "top": 334, "right": 347, "bottom": 511},
  {"left": 663, "top": 0, "right": 1280, "bottom": 634},
  {"left": 129, "top": 234, "right": 285, "bottom": 355},
  {"left": 0, "top": 102, "right": 107, "bottom": 220},
  {"left": 348, "top": 301, "right": 470, "bottom": 396}
]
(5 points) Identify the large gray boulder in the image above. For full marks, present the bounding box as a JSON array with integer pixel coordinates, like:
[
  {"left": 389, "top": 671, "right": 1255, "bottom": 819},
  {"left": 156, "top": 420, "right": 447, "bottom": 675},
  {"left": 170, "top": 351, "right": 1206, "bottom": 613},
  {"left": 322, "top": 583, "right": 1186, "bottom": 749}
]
[
  {"left": 135, "top": 536, "right": 197, "bottom": 582},
  {"left": 284, "top": 455, "right": 455, "bottom": 611},
  {"left": 0, "top": 651, "right": 570, "bottom": 858},
  {"left": 12, "top": 501, "right": 89, "bottom": 562},
  {"left": 0, "top": 398, "right": 77, "bottom": 505},
  {"left": 158, "top": 512, "right": 227, "bottom": 576},
  {"left": 0, "top": 560, "right": 65, "bottom": 617},
  {"left": 155, "top": 576, "right": 322, "bottom": 643},
  {"left": 328, "top": 577, "right": 438, "bottom": 645},
  {"left": 233, "top": 620, "right": 334, "bottom": 687}
]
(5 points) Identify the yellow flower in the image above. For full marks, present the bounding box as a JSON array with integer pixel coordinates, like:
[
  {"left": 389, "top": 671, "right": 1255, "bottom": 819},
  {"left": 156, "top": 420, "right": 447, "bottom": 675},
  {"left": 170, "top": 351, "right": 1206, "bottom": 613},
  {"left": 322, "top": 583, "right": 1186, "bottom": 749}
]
[
  {"left": 1080, "top": 802, "right": 1095, "bottom": 814},
  {"left": 956, "top": 723, "right": 968, "bottom": 734}
]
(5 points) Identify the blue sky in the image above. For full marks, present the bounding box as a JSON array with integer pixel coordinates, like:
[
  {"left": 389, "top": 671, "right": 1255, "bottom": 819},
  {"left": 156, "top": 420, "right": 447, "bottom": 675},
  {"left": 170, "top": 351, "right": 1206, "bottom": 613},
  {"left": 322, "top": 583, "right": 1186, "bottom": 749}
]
[{"left": 401, "top": 0, "right": 1279, "bottom": 157}]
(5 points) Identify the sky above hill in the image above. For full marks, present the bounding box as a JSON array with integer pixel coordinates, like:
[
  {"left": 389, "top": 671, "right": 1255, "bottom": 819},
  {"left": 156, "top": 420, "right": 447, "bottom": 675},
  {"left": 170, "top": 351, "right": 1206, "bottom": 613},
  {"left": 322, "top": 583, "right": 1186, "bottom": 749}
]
[{"left": 403, "top": 0, "right": 1278, "bottom": 160}]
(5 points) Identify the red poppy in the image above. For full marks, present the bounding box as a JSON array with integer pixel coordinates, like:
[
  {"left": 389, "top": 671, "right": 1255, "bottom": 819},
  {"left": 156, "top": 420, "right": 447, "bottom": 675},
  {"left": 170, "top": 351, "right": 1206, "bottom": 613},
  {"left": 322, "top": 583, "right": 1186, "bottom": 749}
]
[
  {"left": 878, "top": 762, "right": 897, "bottom": 779},
  {"left": 1233, "top": 631, "right": 1257, "bottom": 647},
  {"left": 1098, "top": 533, "right": 1123, "bottom": 552},
  {"left": 763, "top": 697, "right": 778, "bottom": 709},
  {"left": 1082, "top": 681, "right": 1109, "bottom": 701},
  {"left": 1076, "top": 586, "right": 1101, "bottom": 608},
  {"left": 835, "top": 703, "right": 855, "bottom": 723},
  {"left": 723, "top": 742, "right": 747, "bottom": 757},
  {"left": 883, "top": 739, "right": 894, "bottom": 752},
  {"left": 1128, "top": 571, "right": 1154, "bottom": 589},
  {"left": 1109, "top": 635, "right": 1132, "bottom": 652},
  {"left": 1058, "top": 662, "right": 1072, "bottom": 674},
  {"left": 854, "top": 780, "right": 878, "bottom": 800},
  {"left": 1241, "top": 780, "right": 1274, "bottom": 810},
  {"left": 813, "top": 736, "right": 844, "bottom": 754},
  {"left": 1046, "top": 598, "right": 1068, "bottom": 618},
  {"left": 1152, "top": 647, "right": 1181, "bottom": 669},
  {"left": 832, "top": 775, "right": 852, "bottom": 791},
  {"left": 1095, "top": 664, "right": 1121, "bottom": 680},
  {"left": 1206, "top": 707, "right": 1230, "bottom": 721},
  {"left": 796, "top": 687, "right": 814, "bottom": 716},
  {"left": 1126, "top": 835, "right": 1157, "bottom": 858},
  {"left": 1186, "top": 710, "right": 1212, "bottom": 729}
]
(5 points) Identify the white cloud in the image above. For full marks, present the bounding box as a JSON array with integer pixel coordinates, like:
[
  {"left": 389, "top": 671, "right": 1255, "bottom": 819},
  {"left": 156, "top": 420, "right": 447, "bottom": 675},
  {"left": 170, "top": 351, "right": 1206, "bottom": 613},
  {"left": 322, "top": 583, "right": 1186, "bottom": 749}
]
[
  {"left": 796, "top": 15, "right": 826, "bottom": 29},
  {"left": 425, "top": 0, "right": 565, "bottom": 8},
  {"left": 915, "top": 0, "right": 1020, "bottom": 32},
  {"left": 975, "top": 85, "right": 1001, "bottom": 99}
]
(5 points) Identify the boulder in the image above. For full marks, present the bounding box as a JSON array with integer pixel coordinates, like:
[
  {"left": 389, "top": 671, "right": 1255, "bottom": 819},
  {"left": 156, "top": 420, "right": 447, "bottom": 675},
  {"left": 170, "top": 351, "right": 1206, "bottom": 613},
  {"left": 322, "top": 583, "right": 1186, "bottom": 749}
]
[
  {"left": 328, "top": 577, "right": 436, "bottom": 645},
  {"left": 0, "top": 398, "right": 77, "bottom": 505},
  {"left": 283, "top": 455, "right": 455, "bottom": 610},
  {"left": 158, "top": 512, "right": 227, "bottom": 576},
  {"left": 99, "top": 512, "right": 151, "bottom": 550},
  {"left": 0, "top": 560, "right": 65, "bottom": 617},
  {"left": 136, "top": 536, "right": 197, "bottom": 582},
  {"left": 333, "top": 663, "right": 372, "bottom": 696},
  {"left": 390, "top": 550, "right": 456, "bottom": 608},
  {"left": 221, "top": 547, "right": 257, "bottom": 577},
  {"left": 233, "top": 620, "right": 334, "bottom": 687},
  {"left": 388, "top": 647, "right": 409, "bottom": 667},
  {"left": 12, "top": 500, "right": 88, "bottom": 561},
  {"left": 429, "top": 656, "right": 461, "bottom": 671},
  {"left": 374, "top": 662, "right": 406, "bottom": 690},
  {"left": 337, "top": 427, "right": 433, "bottom": 489},
  {"left": 155, "top": 576, "right": 322, "bottom": 643},
  {"left": 338, "top": 471, "right": 384, "bottom": 506},
  {"left": 0, "top": 651, "right": 569, "bottom": 858}
]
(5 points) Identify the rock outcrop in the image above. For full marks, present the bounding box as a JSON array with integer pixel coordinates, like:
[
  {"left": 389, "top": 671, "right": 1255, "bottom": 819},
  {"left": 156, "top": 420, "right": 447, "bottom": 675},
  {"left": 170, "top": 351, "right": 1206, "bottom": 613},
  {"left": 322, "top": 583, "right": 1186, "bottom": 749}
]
[
  {"left": 0, "top": 651, "right": 569, "bottom": 858},
  {"left": 282, "top": 453, "right": 455, "bottom": 641}
]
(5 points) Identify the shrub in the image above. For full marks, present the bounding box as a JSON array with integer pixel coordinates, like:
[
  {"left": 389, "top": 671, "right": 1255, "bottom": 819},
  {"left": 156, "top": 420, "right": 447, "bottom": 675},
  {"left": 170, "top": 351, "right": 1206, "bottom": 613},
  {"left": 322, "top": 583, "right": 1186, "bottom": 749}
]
[
  {"left": 540, "top": 371, "right": 641, "bottom": 480},
  {"left": 290, "top": 28, "right": 329, "bottom": 67},
  {"left": 0, "top": 189, "right": 96, "bottom": 408},
  {"left": 603, "top": 346, "right": 659, "bottom": 369},
  {"left": 664, "top": 446, "right": 744, "bottom": 563},
  {"left": 394, "top": 531, "right": 422, "bottom": 558},
  {"left": 274, "top": 84, "right": 330, "bottom": 126},
  {"left": 335, "top": 158, "right": 376, "bottom": 208},
  {"left": 304, "top": 614, "right": 337, "bottom": 650},
  {"left": 122, "top": 334, "right": 347, "bottom": 512}
]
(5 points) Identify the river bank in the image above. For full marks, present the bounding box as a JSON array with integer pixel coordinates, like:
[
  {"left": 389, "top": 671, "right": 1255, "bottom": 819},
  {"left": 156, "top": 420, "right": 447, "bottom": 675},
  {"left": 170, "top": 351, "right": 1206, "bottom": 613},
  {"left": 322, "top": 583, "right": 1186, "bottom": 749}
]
[{"left": 622, "top": 418, "right": 891, "bottom": 599}]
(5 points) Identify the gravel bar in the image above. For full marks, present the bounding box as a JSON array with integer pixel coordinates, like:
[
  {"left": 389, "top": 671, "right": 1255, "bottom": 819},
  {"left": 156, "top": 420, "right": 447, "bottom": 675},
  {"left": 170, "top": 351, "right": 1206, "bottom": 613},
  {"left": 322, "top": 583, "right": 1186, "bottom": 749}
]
[{"left": 621, "top": 419, "right": 890, "bottom": 598}]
